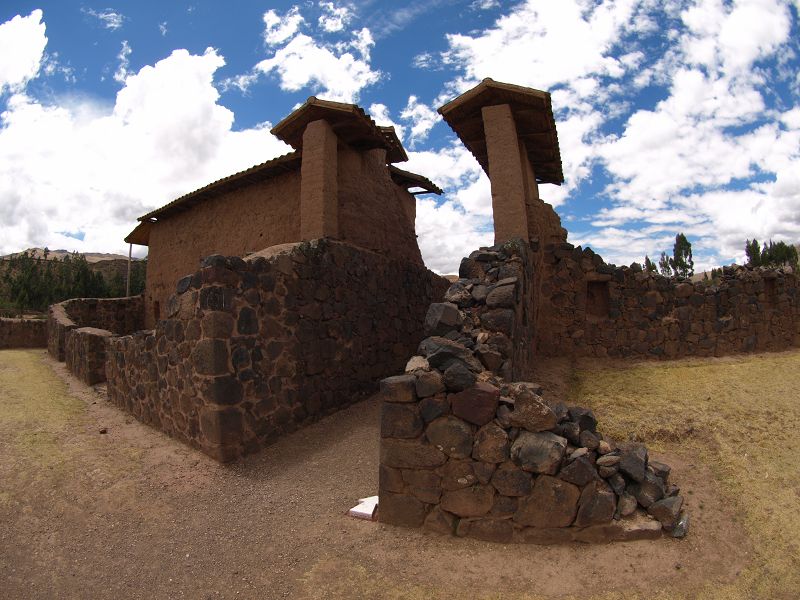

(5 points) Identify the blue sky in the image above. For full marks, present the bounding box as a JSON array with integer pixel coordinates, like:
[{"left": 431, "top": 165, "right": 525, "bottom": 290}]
[{"left": 1, "top": 1, "right": 799, "bottom": 273}]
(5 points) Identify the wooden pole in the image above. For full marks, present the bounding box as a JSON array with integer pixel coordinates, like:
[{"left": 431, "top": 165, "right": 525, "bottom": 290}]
[{"left": 126, "top": 243, "right": 132, "bottom": 296}]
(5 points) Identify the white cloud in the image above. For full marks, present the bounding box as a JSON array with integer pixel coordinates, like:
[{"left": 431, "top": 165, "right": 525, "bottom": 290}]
[
  {"left": 368, "top": 103, "right": 406, "bottom": 141},
  {"left": 82, "top": 8, "right": 126, "bottom": 31},
  {"left": 225, "top": 6, "right": 379, "bottom": 102},
  {"left": 0, "top": 10, "right": 47, "bottom": 93},
  {"left": 0, "top": 43, "right": 290, "bottom": 257},
  {"left": 114, "top": 40, "right": 131, "bottom": 84},
  {"left": 263, "top": 7, "right": 304, "bottom": 46},
  {"left": 399, "top": 95, "right": 438, "bottom": 145},
  {"left": 159, "top": 22, "right": 168, "bottom": 36},
  {"left": 318, "top": 2, "right": 352, "bottom": 32},
  {"left": 471, "top": 0, "right": 500, "bottom": 9},
  {"left": 255, "top": 32, "right": 379, "bottom": 102}
]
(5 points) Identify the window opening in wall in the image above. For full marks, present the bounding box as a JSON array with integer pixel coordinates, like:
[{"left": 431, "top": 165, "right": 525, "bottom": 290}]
[
  {"left": 586, "top": 281, "right": 610, "bottom": 320},
  {"left": 764, "top": 278, "right": 777, "bottom": 305}
]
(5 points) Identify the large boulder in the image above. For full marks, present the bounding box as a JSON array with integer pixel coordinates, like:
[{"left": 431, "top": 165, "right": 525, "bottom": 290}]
[
  {"left": 424, "top": 302, "right": 463, "bottom": 337},
  {"left": 426, "top": 416, "right": 473, "bottom": 458},
  {"left": 450, "top": 382, "right": 500, "bottom": 426},
  {"left": 510, "top": 431, "right": 568, "bottom": 474},
  {"left": 440, "top": 484, "right": 495, "bottom": 517},
  {"left": 574, "top": 480, "right": 617, "bottom": 527},
  {"left": 514, "top": 475, "right": 580, "bottom": 528}
]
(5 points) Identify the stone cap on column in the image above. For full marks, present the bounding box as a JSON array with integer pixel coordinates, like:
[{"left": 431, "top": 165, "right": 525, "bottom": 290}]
[
  {"left": 437, "top": 78, "right": 564, "bottom": 185},
  {"left": 271, "top": 97, "right": 409, "bottom": 163}
]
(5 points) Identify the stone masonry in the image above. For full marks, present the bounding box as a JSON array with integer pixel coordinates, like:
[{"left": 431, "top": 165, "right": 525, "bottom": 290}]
[
  {"left": 105, "top": 240, "right": 447, "bottom": 461},
  {"left": 0, "top": 317, "right": 47, "bottom": 349},
  {"left": 378, "top": 239, "right": 689, "bottom": 544},
  {"left": 535, "top": 242, "right": 800, "bottom": 358}
]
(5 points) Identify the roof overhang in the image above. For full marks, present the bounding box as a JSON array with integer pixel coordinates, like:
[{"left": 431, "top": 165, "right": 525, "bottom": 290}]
[
  {"left": 437, "top": 78, "right": 564, "bottom": 185},
  {"left": 389, "top": 165, "right": 443, "bottom": 195},
  {"left": 124, "top": 220, "right": 153, "bottom": 246},
  {"left": 271, "top": 97, "right": 408, "bottom": 164}
]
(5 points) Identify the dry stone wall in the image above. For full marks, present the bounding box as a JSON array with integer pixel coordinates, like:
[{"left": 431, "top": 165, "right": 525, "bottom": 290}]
[
  {"left": 378, "top": 239, "right": 689, "bottom": 544},
  {"left": 535, "top": 242, "right": 800, "bottom": 359},
  {"left": 47, "top": 296, "right": 144, "bottom": 361},
  {"left": 105, "top": 240, "right": 448, "bottom": 461},
  {"left": 0, "top": 318, "right": 47, "bottom": 349}
]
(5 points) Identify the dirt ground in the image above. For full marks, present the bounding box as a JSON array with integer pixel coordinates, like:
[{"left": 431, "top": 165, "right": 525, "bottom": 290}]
[{"left": 0, "top": 348, "right": 796, "bottom": 599}]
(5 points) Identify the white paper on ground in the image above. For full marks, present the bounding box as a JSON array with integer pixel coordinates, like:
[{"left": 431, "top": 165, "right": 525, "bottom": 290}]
[{"left": 347, "top": 495, "right": 378, "bottom": 521}]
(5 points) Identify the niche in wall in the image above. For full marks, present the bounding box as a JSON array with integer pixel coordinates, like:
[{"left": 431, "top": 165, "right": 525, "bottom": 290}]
[
  {"left": 586, "top": 280, "right": 610, "bottom": 320},
  {"left": 764, "top": 278, "right": 777, "bottom": 305}
]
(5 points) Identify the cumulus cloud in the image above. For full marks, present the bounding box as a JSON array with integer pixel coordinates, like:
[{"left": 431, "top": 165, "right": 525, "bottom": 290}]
[
  {"left": 0, "top": 10, "right": 47, "bottom": 93},
  {"left": 0, "top": 40, "right": 290, "bottom": 257},
  {"left": 81, "top": 8, "right": 126, "bottom": 31},
  {"left": 368, "top": 102, "right": 406, "bottom": 141},
  {"left": 399, "top": 95, "right": 439, "bottom": 146},
  {"left": 318, "top": 1, "right": 353, "bottom": 32},
  {"left": 224, "top": 6, "right": 380, "bottom": 102}
]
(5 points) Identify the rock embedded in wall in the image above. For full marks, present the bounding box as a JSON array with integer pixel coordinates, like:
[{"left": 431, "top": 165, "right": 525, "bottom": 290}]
[{"left": 378, "top": 240, "right": 689, "bottom": 544}]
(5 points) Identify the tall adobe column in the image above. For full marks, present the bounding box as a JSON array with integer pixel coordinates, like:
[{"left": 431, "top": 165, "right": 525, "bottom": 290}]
[
  {"left": 438, "top": 79, "right": 565, "bottom": 246},
  {"left": 299, "top": 118, "right": 339, "bottom": 239},
  {"left": 482, "top": 103, "right": 531, "bottom": 245}
]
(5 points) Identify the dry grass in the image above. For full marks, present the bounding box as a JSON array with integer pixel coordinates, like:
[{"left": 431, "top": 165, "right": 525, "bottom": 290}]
[{"left": 570, "top": 351, "right": 800, "bottom": 599}]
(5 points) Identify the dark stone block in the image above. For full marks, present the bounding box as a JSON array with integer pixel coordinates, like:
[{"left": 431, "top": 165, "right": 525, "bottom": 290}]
[
  {"left": 424, "top": 302, "right": 463, "bottom": 337},
  {"left": 237, "top": 307, "right": 258, "bottom": 335},
  {"left": 199, "top": 287, "right": 234, "bottom": 312},
  {"left": 490, "top": 462, "right": 532, "bottom": 496},
  {"left": 450, "top": 382, "right": 500, "bottom": 426},
  {"left": 618, "top": 442, "right": 648, "bottom": 482},
  {"left": 426, "top": 416, "right": 473, "bottom": 458},
  {"left": 381, "top": 402, "right": 423, "bottom": 439},
  {"left": 419, "top": 395, "right": 449, "bottom": 422},
  {"left": 443, "top": 362, "right": 477, "bottom": 392},
  {"left": 568, "top": 406, "right": 598, "bottom": 432},
  {"left": 378, "top": 492, "right": 428, "bottom": 527},
  {"left": 192, "top": 339, "right": 230, "bottom": 376},
  {"left": 574, "top": 480, "right": 616, "bottom": 527},
  {"left": 204, "top": 375, "right": 243, "bottom": 406},
  {"left": 510, "top": 431, "right": 567, "bottom": 474},
  {"left": 514, "top": 475, "right": 580, "bottom": 528},
  {"left": 380, "top": 374, "right": 417, "bottom": 403},
  {"left": 441, "top": 484, "right": 494, "bottom": 517},
  {"left": 480, "top": 309, "right": 515, "bottom": 335},
  {"left": 176, "top": 275, "right": 193, "bottom": 294},
  {"left": 381, "top": 438, "right": 447, "bottom": 469},
  {"left": 559, "top": 455, "right": 600, "bottom": 487}
]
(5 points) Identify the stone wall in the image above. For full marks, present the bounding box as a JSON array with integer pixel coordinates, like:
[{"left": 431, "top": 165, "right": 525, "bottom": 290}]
[
  {"left": 535, "top": 242, "right": 800, "bottom": 359},
  {"left": 65, "top": 327, "right": 114, "bottom": 385},
  {"left": 106, "top": 240, "right": 448, "bottom": 461},
  {"left": 47, "top": 296, "right": 144, "bottom": 362},
  {"left": 378, "top": 240, "right": 688, "bottom": 544},
  {"left": 0, "top": 318, "right": 47, "bottom": 349}
]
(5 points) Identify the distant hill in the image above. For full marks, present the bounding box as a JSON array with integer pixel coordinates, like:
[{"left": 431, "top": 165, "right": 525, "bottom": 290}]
[{"left": 0, "top": 248, "right": 144, "bottom": 289}]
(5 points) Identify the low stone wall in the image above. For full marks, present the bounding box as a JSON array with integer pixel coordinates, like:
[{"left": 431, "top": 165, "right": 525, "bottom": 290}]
[
  {"left": 47, "top": 296, "right": 144, "bottom": 362},
  {"left": 536, "top": 243, "right": 800, "bottom": 358},
  {"left": 378, "top": 240, "right": 688, "bottom": 544},
  {"left": 0, "top": 318, "right": 47, "bottom": 349},
  {"left": 65, "top": 327, "right": 114, "bottom": 385},
  {"left": 106, "top": 239, "right": 448, "bottom": 461}
]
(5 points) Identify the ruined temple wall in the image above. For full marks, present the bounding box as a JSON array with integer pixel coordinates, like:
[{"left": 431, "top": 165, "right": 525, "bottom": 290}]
[
  {"left": 535, "top": 243, "right": 800, "bottom": 359},
  {"left": 106, "top": 240, "right": 448, "bottom": 461},
  {"left": 337, "top": 146, "right": 423, "bottom": 265},
  {"left": 0, "top": 318, "right": 47, "bottom": 349},
  {"left": 144, "top": 171, "right": 302, "bottom": 329},
  {"left": 47, "top": 296, "right": 144, "bottom": 362}
]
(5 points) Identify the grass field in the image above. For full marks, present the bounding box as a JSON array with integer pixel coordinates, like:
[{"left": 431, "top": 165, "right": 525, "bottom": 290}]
[{"left": 570, "top": 351, "right": 800, "bottom": 599}]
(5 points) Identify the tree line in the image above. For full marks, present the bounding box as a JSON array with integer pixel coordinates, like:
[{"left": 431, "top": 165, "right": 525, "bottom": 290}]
[
  {"left": 643, "top": 235, "right": 797, "bottom": 280},
  {"left": 0, "top": 249, "right": 146, "bottom": 314}
]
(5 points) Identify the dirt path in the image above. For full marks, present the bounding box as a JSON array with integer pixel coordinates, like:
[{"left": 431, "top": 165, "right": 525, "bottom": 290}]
[{"left": 0, "top": 349, "right": 753, "bottom": 599}]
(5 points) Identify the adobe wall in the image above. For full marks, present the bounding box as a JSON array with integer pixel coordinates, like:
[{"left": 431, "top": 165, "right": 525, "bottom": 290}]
[
  {"left": 0, "top": 318, "right": 47, "bottom": 349},
  {"left": 378, "top": 239, "right": 688, "bottom": 544},
  {"left": 337, "top": 146, "right": 423, "bottom": 266},
  {"left": 535, "top": 242, "right": 800, "bottom": 359},
  {"left": 47, "top": 296, "right": 144, "bottom": 362},
  {"left": 144, "top": 171, "right": 302, "bottom": 328},
  {"left": 106, "top": 240, "right": 448, "bottom": 461}
]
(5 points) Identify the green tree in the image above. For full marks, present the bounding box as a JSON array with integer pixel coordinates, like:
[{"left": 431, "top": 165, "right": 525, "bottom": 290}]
[
  {"left": 672, "top": 233, "right": 694, "bottom": 278},
  {"left": 644, "top": 255, "right": 657, "bottom": 273},
  {"left": 658, "top": 251, "right": 672, "bottom": 277},
  {"left": 745, "top": 239, "right": 762, "bottom": 267}
]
